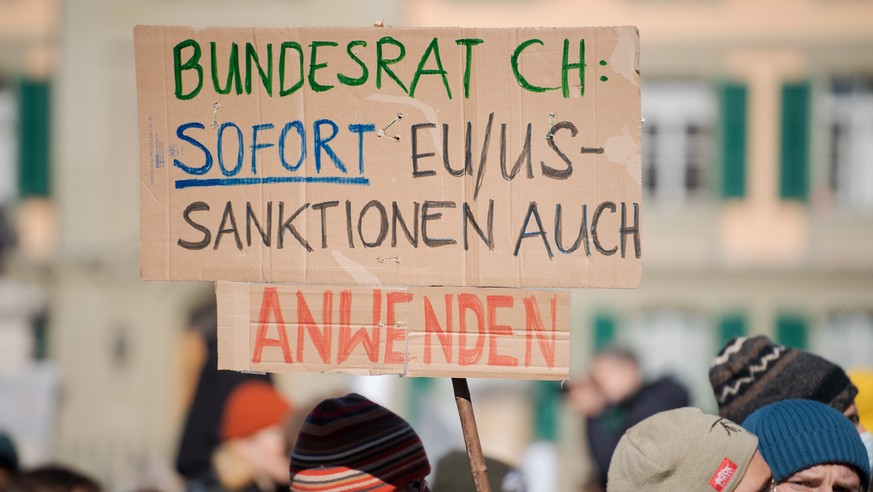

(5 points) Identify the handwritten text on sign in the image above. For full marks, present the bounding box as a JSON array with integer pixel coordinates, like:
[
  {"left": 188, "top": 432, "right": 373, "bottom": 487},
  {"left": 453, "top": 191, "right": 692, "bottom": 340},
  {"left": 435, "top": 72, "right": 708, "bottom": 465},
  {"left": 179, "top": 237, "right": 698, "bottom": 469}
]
[
  {"left": 136, "top": 26, "right": 642, "bottom": 288},
  {"left": 216, "top": 282, "right": 569, "bottom": 380}
]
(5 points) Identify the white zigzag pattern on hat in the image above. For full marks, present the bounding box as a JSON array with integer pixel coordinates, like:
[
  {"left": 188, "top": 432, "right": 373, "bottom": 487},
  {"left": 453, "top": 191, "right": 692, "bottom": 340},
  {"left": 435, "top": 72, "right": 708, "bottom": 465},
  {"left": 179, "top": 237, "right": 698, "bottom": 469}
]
[
  {"left": 710, "top": 336, "right": 750, "bottom": 367},
  {"left": 716, "top": 342, "right": 787, "bottom": 403}
]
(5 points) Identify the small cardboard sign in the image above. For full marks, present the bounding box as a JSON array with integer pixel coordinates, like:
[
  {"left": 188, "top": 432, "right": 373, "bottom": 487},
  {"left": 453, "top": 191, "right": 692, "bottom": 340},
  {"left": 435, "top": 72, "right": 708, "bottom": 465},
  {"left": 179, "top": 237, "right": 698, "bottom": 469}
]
[
  {"left": 217, "top": 282, "right": 569, "bottom": 380},
  {"left": 135, "top": 26, "right": 642, "bottom": 288}
]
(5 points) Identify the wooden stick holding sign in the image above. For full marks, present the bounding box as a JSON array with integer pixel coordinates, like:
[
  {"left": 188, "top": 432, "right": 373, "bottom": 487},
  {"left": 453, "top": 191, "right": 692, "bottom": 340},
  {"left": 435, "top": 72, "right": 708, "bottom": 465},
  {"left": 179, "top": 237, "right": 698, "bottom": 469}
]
[{"left": 453, "top": 378, "right": 492, "bottom": 492}]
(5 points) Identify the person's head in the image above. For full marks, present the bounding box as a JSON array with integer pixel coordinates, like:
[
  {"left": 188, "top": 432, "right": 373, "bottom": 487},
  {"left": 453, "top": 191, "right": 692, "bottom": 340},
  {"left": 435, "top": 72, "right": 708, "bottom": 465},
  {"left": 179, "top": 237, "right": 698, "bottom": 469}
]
[
  {"left": 607, "top": 407, "right": 772, "bottom": 492},
  {"left": 710, "top": 336, "right": 859, "bottom": 427},
  {"left": 219, "top": 381, "right": 293, "bottom": 485},
  {"left": 743, "top": 399, "right": 871, "bottom": 492},
  {"left": 590, "top": 347, "right": 643, "bottom": 404},
  {"left": 431, "top": 450, "right": 525, "bottom": 492},
  {"left": 289, "top": 393, "right": 430, "bottom": 491},
  {"left": 10, "top": 465, "right": 101, "bottom": 492}
]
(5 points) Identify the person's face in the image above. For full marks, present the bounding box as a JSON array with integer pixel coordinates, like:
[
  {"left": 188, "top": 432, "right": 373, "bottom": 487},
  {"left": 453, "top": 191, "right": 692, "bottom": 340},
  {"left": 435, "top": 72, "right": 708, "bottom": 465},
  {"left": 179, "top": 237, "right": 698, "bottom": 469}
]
[
  {"left": 590, "top": 355, "right": 641, "bottom": 403},
  {"left": 237, "top": 425, "right": 290, "bottom": 484},
  {"left": 734, "top": 451, "right": 775, "bottom": 492},
  {"left": 843, "top": 403, "right": 867, "bottom": 434},
  {"left": 773, "top": 464, "right": 862, "bottom": 492}
]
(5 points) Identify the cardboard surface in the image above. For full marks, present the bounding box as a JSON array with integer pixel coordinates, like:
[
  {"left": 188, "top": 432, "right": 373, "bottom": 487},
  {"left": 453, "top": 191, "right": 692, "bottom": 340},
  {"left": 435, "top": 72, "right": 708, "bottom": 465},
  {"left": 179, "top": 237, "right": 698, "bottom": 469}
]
[
  {"left": 136, "top": 26, "right": 641, "bottom": 288},
  {"left": 217, "top": 281, "right": 569, "bottom": 380}
]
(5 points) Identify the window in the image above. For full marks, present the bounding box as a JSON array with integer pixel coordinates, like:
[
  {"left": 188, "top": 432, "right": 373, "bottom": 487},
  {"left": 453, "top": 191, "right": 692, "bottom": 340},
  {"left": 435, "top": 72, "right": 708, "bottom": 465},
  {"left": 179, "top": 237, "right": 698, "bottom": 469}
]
[
  {"left": 641, "top": 80, "right": 716, "bottom": 206},
  {"left": 813, "top": 310, "right": 873, "bottom": 370},
  {"left": 828, "top": 78, "right": 873, "bottom": 210},
  {"left": 619, "top": 308, "right": 716, "bottom": 409}
]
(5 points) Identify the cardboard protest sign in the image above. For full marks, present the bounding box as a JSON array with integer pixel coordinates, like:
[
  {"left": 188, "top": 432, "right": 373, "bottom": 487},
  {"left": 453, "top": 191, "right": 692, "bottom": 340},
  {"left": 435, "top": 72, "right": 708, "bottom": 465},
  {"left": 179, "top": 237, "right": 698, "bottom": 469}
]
[
  {"left": 217, "top": 281, "right": 569, "bottom": 379},
  {"left": 136, "top": 26, "right": 641, "bottom": 288}
]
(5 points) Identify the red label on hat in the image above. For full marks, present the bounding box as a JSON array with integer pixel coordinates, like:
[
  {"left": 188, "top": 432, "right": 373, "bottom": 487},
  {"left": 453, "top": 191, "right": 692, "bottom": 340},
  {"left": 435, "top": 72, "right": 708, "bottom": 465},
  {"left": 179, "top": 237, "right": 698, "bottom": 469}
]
[{"left": 709, "top": 458, "right": 738, "bottom": 491}]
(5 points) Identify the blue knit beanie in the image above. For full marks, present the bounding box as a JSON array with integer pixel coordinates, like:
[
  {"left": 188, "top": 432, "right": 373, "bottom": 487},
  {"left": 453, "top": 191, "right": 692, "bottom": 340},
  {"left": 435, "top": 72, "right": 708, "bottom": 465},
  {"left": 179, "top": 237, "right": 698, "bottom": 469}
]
[{"left": 743, "top": 399, "right": 870, "bottom": 489}]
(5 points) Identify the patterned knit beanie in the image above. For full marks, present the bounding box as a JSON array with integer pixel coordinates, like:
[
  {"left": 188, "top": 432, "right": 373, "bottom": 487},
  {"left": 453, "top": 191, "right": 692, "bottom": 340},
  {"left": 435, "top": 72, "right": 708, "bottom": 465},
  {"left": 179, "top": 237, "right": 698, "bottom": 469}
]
[
  {"left": 743, "top": 399, "right": 870, "bottom": 489},
  {"left": 607, "top": 407, "right": 760, "bottom": 492},
  {"left": 290, "top": 393, "right": 431, "bottom": 491},
  {"left": 709, "top": 336, "right": 857, "bottom": 424},
  {"left": 220, "top": 381, "right": 292, "bottom": 441}
]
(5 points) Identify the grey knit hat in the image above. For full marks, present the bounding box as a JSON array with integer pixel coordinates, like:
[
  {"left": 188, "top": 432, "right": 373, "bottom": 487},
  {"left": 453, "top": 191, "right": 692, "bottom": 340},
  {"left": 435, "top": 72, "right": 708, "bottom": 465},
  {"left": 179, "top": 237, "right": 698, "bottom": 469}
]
[
  {"left": 608, "top": 408, "right": 759, "bottom": 492},
  {"left": 709, "top": 336, "right": 857, "bottom": 424}
]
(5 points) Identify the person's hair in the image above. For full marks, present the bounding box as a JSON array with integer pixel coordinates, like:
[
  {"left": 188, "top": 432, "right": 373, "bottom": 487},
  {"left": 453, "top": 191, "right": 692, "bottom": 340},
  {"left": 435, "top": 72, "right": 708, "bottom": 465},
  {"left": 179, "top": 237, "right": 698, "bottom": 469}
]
[
  {"left": 186, "top": 298, "right": 217, "bottom": 337},
  {"left": 10, "top": 465, "right": 101, "bottom": 492},
  {"left": 595, "top": 346, "right": 639, "bottom": 367}
]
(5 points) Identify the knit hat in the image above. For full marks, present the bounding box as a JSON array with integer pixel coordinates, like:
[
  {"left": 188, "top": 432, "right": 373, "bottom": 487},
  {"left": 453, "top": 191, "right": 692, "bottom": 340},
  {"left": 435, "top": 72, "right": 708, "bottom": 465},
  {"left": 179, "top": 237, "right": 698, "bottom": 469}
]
[
  {"left": 607, "top": 407, "right": 759, "bottom": 492},
  {"left": 290, "top": 393, "right": 430, "bottom": 492},
  {"left": 709, "top": 336, "right": 857, "bottom": 424},
  {"left": 0, "top": 432, "right": 18, "bottom": 473},
  {"left": 220, "top": 381, "right": 292, "bottom": 441},
  {"left": 743, "top": 399, "right": 871, "bottom": 489}
]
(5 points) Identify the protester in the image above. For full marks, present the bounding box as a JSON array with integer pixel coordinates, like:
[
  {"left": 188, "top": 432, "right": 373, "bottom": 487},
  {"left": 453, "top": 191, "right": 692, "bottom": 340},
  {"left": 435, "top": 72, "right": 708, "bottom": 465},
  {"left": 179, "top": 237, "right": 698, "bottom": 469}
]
[
  {"left": 431, "top": 450, "right": 525, "bottom": 492},
  {"left": 217, "top": 381, "right": 292, "bottom": 491},
  {"left": 175, "top": 300, "right": 271, "bottom": 483},
  {"left": 182, "top": 380, "right": 291, "bottom": 491},
  {"left": 607, "top": 407, "right": 772, "bottom": 492},
  {"left": 289, "top": 393, "right": 430, "bottom": 491},
  {"left": 568, "top": 347, "right": 689, "bottom": 491},
  {"left": 9, "top": 465, "right": 101, "bottom": 492},
  {"left": 743, "top": 399, "right": 871, "bottom": 492},
  {"left": 710, "top": 336, "right": 862, "bottom": 428}
]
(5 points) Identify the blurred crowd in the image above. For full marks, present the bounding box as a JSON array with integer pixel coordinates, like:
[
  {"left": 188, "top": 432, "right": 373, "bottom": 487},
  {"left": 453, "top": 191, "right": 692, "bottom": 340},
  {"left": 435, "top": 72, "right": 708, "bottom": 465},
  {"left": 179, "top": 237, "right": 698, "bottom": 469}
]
[{"left": 1, "top": 313, "right": 872, "bottom": 492}]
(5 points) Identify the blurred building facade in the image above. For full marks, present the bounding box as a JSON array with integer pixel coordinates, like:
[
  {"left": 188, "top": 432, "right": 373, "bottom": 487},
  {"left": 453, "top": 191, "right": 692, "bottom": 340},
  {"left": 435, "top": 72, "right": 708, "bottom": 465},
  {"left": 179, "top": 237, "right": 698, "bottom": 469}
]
[
  {"left": 0, "top": 0, "right": 870, "bottom": 490},
  {"left": 410, "top": 0, "right": 873, "bottom": 489}
]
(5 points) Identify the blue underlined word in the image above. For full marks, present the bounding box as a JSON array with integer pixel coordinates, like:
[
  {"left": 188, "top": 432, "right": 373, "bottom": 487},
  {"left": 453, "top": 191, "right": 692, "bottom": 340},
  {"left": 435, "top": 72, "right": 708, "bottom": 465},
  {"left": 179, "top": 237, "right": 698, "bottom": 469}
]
[{"left": 175, "top": 175, "right": 371, "bottom": 189}]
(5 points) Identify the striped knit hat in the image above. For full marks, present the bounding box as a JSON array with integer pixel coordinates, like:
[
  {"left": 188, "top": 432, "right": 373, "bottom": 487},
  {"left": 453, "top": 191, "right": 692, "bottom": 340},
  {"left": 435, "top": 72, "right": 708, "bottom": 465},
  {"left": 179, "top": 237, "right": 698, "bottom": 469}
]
[
  {"left": 290, "top": 393, "right": 430, "bottom": 491},
  {"left": 709, "top": 336, "right": 857, "bottom": 425},
  {"left": 743, "top": 399, "right": 870, "bottom": 489}
]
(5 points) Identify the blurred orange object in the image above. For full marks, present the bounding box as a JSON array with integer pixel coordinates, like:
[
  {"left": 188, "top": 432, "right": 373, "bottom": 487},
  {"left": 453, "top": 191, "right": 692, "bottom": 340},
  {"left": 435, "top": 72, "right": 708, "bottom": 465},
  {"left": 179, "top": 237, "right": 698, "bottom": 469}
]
[{"left": 220, "top": 381, "right": 292, "bottom": 441}]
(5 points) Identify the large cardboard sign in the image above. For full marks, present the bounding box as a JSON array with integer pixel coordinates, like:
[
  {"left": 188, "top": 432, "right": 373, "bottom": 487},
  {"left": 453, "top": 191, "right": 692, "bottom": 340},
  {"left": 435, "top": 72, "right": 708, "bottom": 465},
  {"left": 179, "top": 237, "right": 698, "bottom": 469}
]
[
  {"left": 136, "top": 26, "right": 641, "bottom": 288},
  {"left": 217, "top": 282, "right": 569, "bottom": 379}
]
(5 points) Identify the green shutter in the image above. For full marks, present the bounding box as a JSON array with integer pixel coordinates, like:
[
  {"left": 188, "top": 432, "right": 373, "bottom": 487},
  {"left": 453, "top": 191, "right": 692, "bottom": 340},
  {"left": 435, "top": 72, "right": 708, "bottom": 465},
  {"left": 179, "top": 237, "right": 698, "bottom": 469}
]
[
  {"left": 780, "top": 82, "right": 811, "bottom": 201},
  {"left": 407, "top": 377, "right": 434, "bottom": 425},
  {"left": 533, "top": 381, "right": 561, "bottom": 441},
  {"left": 776, "top": 313, "right": 808, "bottom": 350},
  {"left": 593, "top": 313, "right": 616, "bottom": 350},
  {"left": 718, "top": 313, "right": 747, "bottom": 349},
  {"left": 720, "top": 83, "right": 747, "bottom": 198},
  {"left": 18, "top": 79, "right": 52, "bottom": 197}
]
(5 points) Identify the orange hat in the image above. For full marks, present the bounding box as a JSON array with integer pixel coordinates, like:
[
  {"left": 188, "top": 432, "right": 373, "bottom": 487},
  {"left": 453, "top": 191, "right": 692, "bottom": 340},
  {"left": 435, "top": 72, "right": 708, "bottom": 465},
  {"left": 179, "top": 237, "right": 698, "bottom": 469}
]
[{"left": 221, "top": 381, "right": 292, "bottom": 441}]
